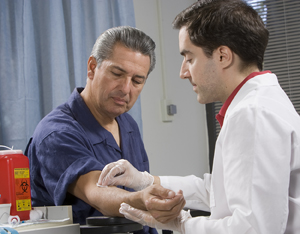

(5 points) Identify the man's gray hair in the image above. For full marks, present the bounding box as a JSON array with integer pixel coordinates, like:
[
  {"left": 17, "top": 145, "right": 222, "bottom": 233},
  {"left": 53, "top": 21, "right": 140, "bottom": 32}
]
[{"left": 90, "top": 26, "right": 156, "bottom": 75}]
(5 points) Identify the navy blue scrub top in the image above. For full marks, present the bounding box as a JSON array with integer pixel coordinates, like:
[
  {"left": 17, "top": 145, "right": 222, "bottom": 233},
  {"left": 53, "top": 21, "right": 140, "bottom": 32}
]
[{"left": 25, "top": 88, "right": 156, "bottom": 234}]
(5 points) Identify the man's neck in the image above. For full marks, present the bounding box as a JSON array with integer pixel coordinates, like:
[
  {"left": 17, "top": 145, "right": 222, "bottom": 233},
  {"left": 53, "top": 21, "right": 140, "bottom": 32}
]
[
  {"left": 221, "top": 66, "right": 260, "bottom": 103},
  {"left": 80, "top": 87, "right": 119, "bottom": 133}
]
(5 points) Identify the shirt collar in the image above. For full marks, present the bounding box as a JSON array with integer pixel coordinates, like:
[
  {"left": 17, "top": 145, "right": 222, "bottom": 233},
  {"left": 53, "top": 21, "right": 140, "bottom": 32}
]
[
  {"left": 67, "top": 88, "right": 133, "bottom": 146},
  {"left": 216, "top": 70, "right": 271, "bottom": 127}
]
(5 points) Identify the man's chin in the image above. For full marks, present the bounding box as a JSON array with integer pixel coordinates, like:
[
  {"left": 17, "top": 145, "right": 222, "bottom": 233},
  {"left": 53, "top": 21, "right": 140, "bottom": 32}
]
[
  {"left": 112, "top": 106, "right": 131, "bottom": 116},
  {"left": 197, "top": 96, "right": 210, "bottom": 105}
]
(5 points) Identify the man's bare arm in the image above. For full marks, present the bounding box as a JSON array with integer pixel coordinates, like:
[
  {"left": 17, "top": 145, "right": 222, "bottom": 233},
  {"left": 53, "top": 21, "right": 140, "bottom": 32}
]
[
  {"left": 68, "top": 170, "right": 139, "bottom": 216},
  {"left": 67, "top": 170, "right": 183, "bottom": 219}
]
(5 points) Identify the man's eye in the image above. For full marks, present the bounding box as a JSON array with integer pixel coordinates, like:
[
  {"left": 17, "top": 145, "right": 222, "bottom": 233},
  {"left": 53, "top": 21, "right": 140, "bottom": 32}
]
[
  {"left": 112, "top": 71, "right": 122, "bottom": 76},
  {"left": 133, "top": 79, "right": 143, "bottom": 85},
  {"left": 186, "top": 59, "right": 192, "bottom": 63}
]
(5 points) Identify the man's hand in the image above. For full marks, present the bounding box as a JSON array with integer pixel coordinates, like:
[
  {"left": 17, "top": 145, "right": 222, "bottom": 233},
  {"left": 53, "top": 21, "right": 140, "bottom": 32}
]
[
  {"left": 97, "top": 160, "right": 186, "bottom": 223},
  {"left": 97, "top": 159, "right": 154, "bottom": 191},
  {"left": 120, "top": 203, "right": 191, "bottom": 234},
  {"left": 137, "top": 185, "right": 186, "bottom": 223}
]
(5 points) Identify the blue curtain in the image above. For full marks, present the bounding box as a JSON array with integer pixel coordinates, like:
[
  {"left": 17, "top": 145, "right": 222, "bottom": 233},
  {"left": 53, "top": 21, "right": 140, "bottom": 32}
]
[{"left": 0, "top": 0, "right": 143, "bottom": 151}]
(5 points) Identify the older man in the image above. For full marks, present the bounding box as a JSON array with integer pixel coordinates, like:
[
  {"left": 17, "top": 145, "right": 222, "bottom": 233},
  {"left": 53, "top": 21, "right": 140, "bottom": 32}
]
[{"left": 25, "top": 26, "right": 185, "bottom": 234}]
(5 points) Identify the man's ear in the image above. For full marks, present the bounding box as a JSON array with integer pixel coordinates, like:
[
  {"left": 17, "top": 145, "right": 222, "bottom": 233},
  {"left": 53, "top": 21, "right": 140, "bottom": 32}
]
[
  {"left": 217, "top": 46, "right": 233, "bottom": 69},
  {"left": 87, "top": 56, "right": 97, "bottom": 80}
]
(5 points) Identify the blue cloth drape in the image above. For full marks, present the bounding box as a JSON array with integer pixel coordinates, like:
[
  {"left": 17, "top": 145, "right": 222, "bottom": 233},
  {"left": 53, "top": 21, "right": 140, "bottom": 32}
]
[{"left": 0, "top": 0, "right": 143, "bottom": 151}]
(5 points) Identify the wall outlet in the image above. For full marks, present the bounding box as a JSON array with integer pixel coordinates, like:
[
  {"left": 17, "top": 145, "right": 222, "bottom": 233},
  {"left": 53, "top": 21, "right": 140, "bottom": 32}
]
[{"left": 161, "top": 99, "right": 176, "bottom": 122}]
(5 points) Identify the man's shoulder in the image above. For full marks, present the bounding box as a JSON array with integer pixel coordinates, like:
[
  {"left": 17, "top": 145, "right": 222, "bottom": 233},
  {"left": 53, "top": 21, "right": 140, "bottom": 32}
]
[{"left": 33, "top": 103, "right": 81, "bottom": 141}]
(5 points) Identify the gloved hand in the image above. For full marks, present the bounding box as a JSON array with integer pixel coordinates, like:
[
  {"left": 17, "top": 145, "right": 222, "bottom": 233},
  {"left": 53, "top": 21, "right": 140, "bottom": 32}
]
[
  {"left": 97, "top": 159, "right": 154, "bottom": 191},
  {"left": 119, "top": 203, "right": 191, "bottom": 234}
]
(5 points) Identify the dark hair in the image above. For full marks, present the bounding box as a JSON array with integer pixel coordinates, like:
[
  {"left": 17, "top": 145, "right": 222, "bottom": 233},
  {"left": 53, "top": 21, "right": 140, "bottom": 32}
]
[
  {"left": 173, "top": 0, "right": 269, "bottom": 71},
  {"left": 90, "top": 26, "right": 156, "bottom": 75}
]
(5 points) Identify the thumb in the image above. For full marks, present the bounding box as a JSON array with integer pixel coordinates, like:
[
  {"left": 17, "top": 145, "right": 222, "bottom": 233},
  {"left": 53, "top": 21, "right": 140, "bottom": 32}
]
[
  {"left": 120, "top": 203, "right": 159, "bottom": 228},
  {"left": 150, "top": 185, "right": 176, "bottom": 199}
]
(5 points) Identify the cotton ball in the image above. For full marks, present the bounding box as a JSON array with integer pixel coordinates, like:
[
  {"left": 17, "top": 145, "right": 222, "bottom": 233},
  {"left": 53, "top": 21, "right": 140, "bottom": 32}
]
[{"left": 30, "top": 210, "right": 43, "bottom": 221}]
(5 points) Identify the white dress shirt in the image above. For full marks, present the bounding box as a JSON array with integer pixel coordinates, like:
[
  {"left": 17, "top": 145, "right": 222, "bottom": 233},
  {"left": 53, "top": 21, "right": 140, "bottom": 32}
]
[{"left": 160, "top": 73, "right": 300, "bottom": 234}]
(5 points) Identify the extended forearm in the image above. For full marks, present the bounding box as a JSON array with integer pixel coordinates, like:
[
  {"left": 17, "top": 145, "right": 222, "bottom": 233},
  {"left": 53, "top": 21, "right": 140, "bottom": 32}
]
[
  {"left": 89, "top": 186, "right": 146, "bottom": 216},
  {"left": 68, "top": 170, "right": 147, "bottom": 217}
]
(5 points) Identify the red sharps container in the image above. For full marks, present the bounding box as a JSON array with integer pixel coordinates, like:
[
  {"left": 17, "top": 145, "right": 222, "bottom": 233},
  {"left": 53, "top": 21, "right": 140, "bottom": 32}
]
[{"left": 0, "top": 149, "right": 32, "bottom": 221}]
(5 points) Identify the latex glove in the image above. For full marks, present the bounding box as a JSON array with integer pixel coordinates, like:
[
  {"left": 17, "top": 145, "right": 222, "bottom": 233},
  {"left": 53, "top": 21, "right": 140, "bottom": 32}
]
[
  {"left": 120, "top": 203, "right": 191, "bottom": 234},
  {"left": 97, "top": 159, "right": 154, "bottom": 191},
  {"left": 143, "top": 188, "right": 186, "bottom": 223}
]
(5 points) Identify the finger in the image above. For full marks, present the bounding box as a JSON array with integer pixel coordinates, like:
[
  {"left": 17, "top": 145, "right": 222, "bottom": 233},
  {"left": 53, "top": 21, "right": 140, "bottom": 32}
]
[
  {"left": 148, "top": 185, "right": 176, "bottom": 200},
  {"left": 150, "top": 198, "right": 185, "bottom": 223},
  {"left": 120, "top": 203, "right": 148, "bottom": 225},
  {"left": 98, "top": 159, "right": 128, "bottom": 184},
  {"left": 99, "top": 164, "right": 124, "bottom": 186},
  {"left": 98, "top": 162, "right": 118, "bottom": 184},
  {"left": 176, "top": 190, "right": 183, "bottom": 196},
  {"left": 146, "top": 192, "right": 186, "bottom": 223},
  {"left": 120, "top": 209, "right": 141, "bottom": 223},
  {"left": 146, "top": 191, "right": 185, "bottom": 211}
]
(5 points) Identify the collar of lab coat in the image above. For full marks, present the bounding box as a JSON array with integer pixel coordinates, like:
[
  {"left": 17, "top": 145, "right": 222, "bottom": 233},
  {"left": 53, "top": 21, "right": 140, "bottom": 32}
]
[
  {"left": 217, "top": 71, "right": 272, "bottom": 127},
  {"left": 225, "top": 72, "right": 279, "bottom": 122}
]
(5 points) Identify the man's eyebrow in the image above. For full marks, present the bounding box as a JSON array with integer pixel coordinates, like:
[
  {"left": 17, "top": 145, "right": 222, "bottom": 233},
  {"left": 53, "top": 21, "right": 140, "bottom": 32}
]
[
  {"left": 111, "top": 65, "right": 146, "bottom": 79},
  {"left": 180, "top": 49, "right": 192, "bottom": 56},
  {"left": 111, "top": 65, "right": 127, "bottom": 73}
]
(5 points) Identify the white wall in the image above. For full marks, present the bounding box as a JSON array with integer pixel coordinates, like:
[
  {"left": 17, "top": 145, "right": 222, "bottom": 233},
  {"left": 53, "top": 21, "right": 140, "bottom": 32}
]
[{"left": 133, "top": 0, "right": 210, "bottom": 178}]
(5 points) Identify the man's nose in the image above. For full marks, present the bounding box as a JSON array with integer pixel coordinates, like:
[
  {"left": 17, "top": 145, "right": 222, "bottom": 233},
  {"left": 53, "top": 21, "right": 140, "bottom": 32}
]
[
  {"left": 120, "top": 77, "right": 131, "bottom": 94},
  {"left": 180, "top": 60, "right": 190, "bottom": 79}
]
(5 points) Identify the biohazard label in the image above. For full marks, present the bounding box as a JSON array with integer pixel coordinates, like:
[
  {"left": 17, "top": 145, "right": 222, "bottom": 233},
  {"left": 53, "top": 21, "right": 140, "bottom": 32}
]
[
  {"left": 16, "top": 199, "right": 31, "bottom": 211},
  {"left": 14, "top": 168, "right": 32, "bottom": 211}
]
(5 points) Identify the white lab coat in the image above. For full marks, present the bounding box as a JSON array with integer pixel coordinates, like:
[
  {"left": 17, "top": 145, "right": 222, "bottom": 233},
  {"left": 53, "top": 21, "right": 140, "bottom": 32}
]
[{"left": 160, "top": 73, "right": 300, "bottom": 234}]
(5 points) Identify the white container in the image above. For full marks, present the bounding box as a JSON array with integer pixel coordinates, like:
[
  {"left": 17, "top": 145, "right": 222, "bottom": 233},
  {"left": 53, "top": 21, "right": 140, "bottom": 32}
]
[{"left": 0, "top": 203, "right": 11, "bottom": 224}]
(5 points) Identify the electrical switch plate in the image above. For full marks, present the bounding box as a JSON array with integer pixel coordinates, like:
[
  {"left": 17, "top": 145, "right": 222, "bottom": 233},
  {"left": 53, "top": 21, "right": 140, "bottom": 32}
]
[{"left": 161, "top": 99, "right": 174, "bottom": 122}]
